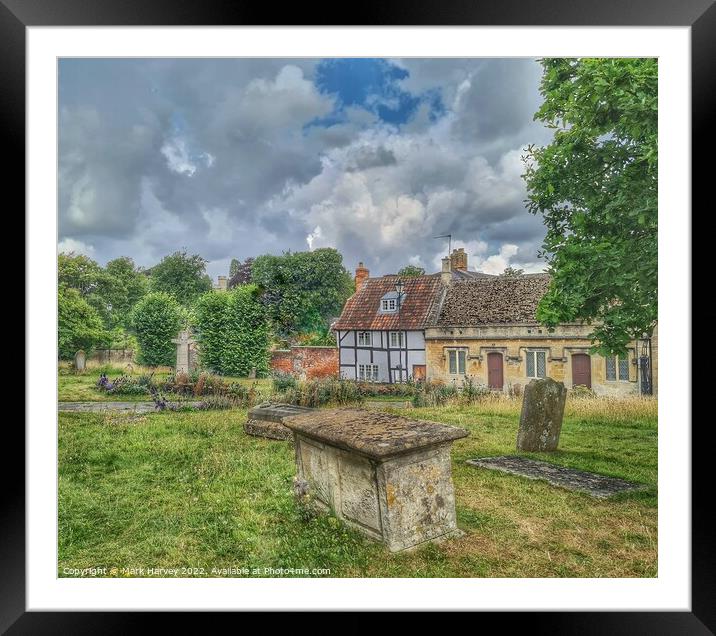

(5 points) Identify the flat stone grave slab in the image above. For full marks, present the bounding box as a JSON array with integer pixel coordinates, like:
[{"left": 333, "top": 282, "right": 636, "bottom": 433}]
[
  {"left": 244, "top": 402, "right": 317, "bottom": 441},
  {"left": 466, "top": 456, "right": 645, "bottom": 499},
  {"left": 283, "top": 408, "right": 469, "bottom": 552}
]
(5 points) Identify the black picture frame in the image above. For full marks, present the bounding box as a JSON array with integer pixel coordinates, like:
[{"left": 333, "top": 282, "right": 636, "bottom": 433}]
[{"left": 9, "top": 0, "right": 709, "bottom": 631}]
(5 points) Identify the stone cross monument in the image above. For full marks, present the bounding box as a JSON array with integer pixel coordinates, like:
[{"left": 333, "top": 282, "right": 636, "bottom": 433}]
[{"left": 172, "top": 330, "right": 196, "bottom": 375}]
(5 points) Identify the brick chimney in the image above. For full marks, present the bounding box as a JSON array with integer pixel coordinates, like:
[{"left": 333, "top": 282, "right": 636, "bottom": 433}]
[
  {"left": 441, "top": 256, "right": 452, "bottom": 285},
  {"left": 450, "top": 247, "right": 468, "bottom": 271},
  {"left": 355, "top": 262, "right": 369, "bottom": 291}
]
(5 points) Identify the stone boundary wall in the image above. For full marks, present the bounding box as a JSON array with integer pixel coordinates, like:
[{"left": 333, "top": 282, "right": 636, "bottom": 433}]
[
  {"left": 88, "top": 349, "right": 136, "bottom": 365},
  {"left": 270, "top": 346, "right": 339, "bottom": 380}
]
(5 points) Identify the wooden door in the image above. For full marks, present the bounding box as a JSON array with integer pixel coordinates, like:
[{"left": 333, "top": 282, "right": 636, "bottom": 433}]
[
  {"left": 487, "top": 352, "right": 503, "bottom": 390},
  {"left": 412, "top": 365, "right": 426, "bottom": 381},
  {"left": 572, "top": 353, "right": 592, "bottom": 388}
]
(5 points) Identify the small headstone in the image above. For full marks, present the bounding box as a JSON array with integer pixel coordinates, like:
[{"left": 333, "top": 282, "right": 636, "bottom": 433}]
[
  {"left": 516, "top": 377, "right": 567, "bottom": 452},
  {"left": 248, "top": 367, "right": 256, "bottom": 379},
  {"left": 171, "top": 330, "right": 196, "bottom": 375},
  {"left": 74, "top": 350, "right": 86, "bottom": 372}
]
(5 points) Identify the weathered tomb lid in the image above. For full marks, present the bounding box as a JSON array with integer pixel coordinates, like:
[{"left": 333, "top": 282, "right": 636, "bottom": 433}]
[
  {"left": 248, "top": 402, "right": 317, "bottom": 423},
  {"left": 282, "top": 408, "right": 469, "bottom": 460}
]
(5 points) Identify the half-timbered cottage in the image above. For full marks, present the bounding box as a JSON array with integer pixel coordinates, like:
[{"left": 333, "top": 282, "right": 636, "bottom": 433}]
[{"left": 332, "top": 264, "right": 443, "bottom": 383}]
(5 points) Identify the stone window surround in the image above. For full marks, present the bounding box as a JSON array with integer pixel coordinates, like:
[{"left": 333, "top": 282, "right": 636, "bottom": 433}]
[
  {"left": 445, "top": 347, "right": 468, "bottom": 375},
  {"left": 605, "top": 352, "right": 633, "bottom": 382},
  {"left": 525, "top": 348, "right": 549, "bottom": 379}
]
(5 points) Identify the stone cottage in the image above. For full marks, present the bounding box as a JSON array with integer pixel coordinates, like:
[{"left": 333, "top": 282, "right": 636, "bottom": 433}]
[{"left": 334, "top": 250, "right": 657, "bottom": 396}]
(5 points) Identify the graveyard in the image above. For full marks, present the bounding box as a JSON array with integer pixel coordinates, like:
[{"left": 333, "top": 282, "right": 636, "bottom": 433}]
[{"left": 57, "top": 383, "right": 657, "bottom": 578}]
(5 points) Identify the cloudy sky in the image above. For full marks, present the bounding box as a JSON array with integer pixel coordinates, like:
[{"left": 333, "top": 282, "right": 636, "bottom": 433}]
[{"left": 58, "top": 58, "right": 554, "bottom": 279}]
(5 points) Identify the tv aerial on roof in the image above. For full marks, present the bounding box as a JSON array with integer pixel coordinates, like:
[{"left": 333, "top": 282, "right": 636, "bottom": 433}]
[{"left": 434, "top": 234, "right": 452, "bottom": 256}]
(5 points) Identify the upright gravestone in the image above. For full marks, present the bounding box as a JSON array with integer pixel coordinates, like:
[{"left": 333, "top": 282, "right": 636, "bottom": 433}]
[
  {"left": 73, "top": 349, "right": 86, "bottom": 372},
  {"left": 171, "top": 331, "right": 196, "bottom": 375},
  {"left": 516, "top": 377, "right": 567, "bottom": 452}
]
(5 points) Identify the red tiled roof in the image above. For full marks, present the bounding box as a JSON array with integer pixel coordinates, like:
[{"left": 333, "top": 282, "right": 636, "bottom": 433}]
[{"left": 333, "top": 274, "right": 444, "bottom": 331}]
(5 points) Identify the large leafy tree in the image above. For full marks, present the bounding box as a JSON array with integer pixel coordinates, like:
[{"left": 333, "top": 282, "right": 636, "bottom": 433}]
[
  {"left": 523, "top": 58, "right": 657, "bottom": 353},
  {"left": 251, "top": 248, "right": 353, "bottom": 338},
  {"left": 228, "top": 257, "right": 254, "bottom": 287},
  {"left": 99, "top": 257, "right": 149, "bottom": 328},
  {"left": 149, "top": 250, "right": 212, "bottom": 306},
  {"left": 58, "top": 252, "right": 113, "bottom": 326},
  {"left": 58, "top": 252, "right": 103, "bottom": 296},
  {"left": 397, "top": 265, "right": 425, "bottom": 277},
  {"left": 229, "top": 258, "right": 241, "bottom": 278},
  {"left": 58, "top": 253, "right": 148, "bottom": 329},
  {"left": 57, "top": 284, "right": 109, "bottom": 359}
]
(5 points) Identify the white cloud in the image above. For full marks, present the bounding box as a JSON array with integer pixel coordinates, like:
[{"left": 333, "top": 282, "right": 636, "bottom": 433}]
[
  {"left": 473, "top": 243, "right": 546, "bottom": 275},
  {"left": 58, "top": 237, "right": 95, "bottom": 256},
  {"left": 408, "top": 254, "right": 423, "bottom": 267},
  {"left": 306, "top": 225, "right": 324, "bottom": 250},
  {"left": 161, "top": 137, "right": 198, "bottom": 176},
  {"left": 215, "top": 65, "right": 333, "bottom": 138}
]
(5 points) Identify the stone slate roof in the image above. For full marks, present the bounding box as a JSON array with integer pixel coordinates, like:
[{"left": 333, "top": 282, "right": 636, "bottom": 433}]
[
  {"left": 450, "top": 269, "right": 496, "bottom": 280},
  {"left": 434, "top": 274, "right": 552, "bottom": 326},
  {"left": 332, "top": 274, "right": 444, "bottom": 331}
]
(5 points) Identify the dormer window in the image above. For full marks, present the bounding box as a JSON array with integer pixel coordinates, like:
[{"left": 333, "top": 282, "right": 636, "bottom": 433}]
[{"left": 379, "top": 291, "right": 403, "bottom": 313}]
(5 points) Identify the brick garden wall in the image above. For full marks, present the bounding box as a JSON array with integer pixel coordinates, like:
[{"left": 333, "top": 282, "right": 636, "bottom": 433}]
[{"left": 270, "top": 346, "right": 339, "bottom": 380}]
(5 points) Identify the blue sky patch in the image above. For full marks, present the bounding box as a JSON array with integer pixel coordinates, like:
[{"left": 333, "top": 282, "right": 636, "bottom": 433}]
[{"left": 314, "top": 58, "right": 444, "bottom": 126}]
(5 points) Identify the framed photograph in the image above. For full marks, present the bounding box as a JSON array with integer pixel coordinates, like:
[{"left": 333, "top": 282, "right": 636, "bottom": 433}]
[{"left": 12, "top": 0, "right": 709, "bottom": 629}]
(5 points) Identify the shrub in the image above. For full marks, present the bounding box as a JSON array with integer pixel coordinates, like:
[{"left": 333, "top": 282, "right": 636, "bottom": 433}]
[
  {"left": 58, "top": 284, "right": 109, "bottom": 359},
  {"left": 272, "top": 371, "right": 298, "bottom": 392},
  {"left": 273, "top": 377, "right": 364, "bottom": 408},
  {"left": 193, "top": 286, "right": 270, "bottom": 377},
  {"left": 459, "top": 377, "right": 490, "bottom": 404},
  {"left": 130, "top": 292, "right": 183, "bottom": 366},
  {"left": 192, "top": 291, "right": 228, "bottom": 373},
  {"left": 196, "top": 392, "right": 256, "bottom": 410},
  {"left": 96, "top": 373, "right": 150, "bottom": 396},
  {"left": 570, "top": 384, "right": 597, "bottom": 398},
  {"left": 158, "top": 371, "right": 254, "bottom": 402},
  {"left": 412, "top": 379, "right": 458, "bottom": 407},
  {"left": 357, "top": 380, "right": 420, "bottom": 398}
]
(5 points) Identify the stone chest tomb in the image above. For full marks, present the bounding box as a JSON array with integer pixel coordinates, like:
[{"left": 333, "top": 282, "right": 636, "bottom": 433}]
[
  {"left": 282, "top": 408, "right": 468, "bottom": 552},
  {"left": 244, "top": 403, "right": 317, "bottom": 441}
]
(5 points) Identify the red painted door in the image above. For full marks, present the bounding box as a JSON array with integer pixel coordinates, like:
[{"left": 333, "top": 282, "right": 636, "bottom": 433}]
[
  {"left": 487, "top": 352, "right": 504, "bottom": 390},
  {"left": 572, "top": 353, "right": 592, "bottom": 388}
]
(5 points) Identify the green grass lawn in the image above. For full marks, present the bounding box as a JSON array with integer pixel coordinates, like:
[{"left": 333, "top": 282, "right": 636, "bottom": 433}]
[{"left": 58, "top": 398, "right": 657, "bottom": 578}]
